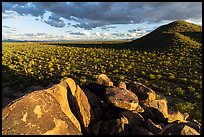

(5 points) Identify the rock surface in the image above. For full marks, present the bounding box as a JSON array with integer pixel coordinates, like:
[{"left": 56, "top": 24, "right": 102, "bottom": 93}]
[
  {"left": 2, "top": 90, "right": 82, "bottom": 135},
  {"left": 96, "top": 74, "right": 114, "bottom": 87},
  {"left": 45, "top": 80, "right": 81, "bottom": 132},
  {"left": 105, "top": 87, "right": 141, "bottom": 111},
  {"left": 2, "top": 74, "right": 201, "bottom": 135},
  {"left": 74, "top": 85, "right": 91, "bottom": 128},
  {"left": 127, "top": 82, "right": 156, "bottom": 103}
]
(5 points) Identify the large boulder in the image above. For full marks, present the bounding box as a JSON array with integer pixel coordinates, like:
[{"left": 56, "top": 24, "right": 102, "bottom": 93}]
[
  {"left": 127, "top": 82, "right": 156, "bottom": 103},
  {"left": 74, "top": 85, "right": 91, "bottom": 128},
  {"left": 159, "top": 123, "right": 200, "bottom": 135},
  {"left": 105, "top": 87, "right": 143, "bottom": 111},
  {"left": 44, "top": 80, "right": 81, "bottom": 132},
  {"left": 2, "top": 90, "right": 82, "bottom": 135},
  {"left": 83, "top": 89, "right": 104, "bottom": 125},
  {"left": 96, "top": 74, "right": 114, "bottom": 87}
]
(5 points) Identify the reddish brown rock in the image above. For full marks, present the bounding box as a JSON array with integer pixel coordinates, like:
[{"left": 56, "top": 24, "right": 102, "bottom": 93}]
[
  {"left": 159, "top": 123, "right": 200, "bottom": 135},
  {"left": 168, "top": 110, "right": 188, "bottom": 123},
  {"left": 181, "top": 125, "right": 200, "bottom": 135},
  {"left": 127, "top": 82, "right": 156, "bottom": 103},
  {"left": 146, "top": 99, "right": 168, "bottom": 119},
  {"left": 118, "top": 81, "right": 126, "bottom": 90},
  {"left": 45, "top": 80, "right": 81, "bottom": 132},
  {"left": 105, "top": 87, "right": 142, "bottom": 111},
  {"left": 2, "top": 90, "right": 82, "bottom": 135},
  {"left": 96, "top": 74, "right": 114, "bottom": 87},
  {"left": 119, "top": 111, "right": 145, "bottom": 127},
  {"left": 74, "top": 85, "right": 91, "bottom": 128}
]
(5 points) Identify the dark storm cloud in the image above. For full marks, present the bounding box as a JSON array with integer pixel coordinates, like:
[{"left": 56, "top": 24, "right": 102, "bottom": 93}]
[
  {"left": 2, "top": 2, "right": 202, "bottom": 29},
  {"left": 44, "top": 13, "right": 66, "bottom": 28},
  {"left": 2, "top": 2, "right": 45, "bottom": 17}
]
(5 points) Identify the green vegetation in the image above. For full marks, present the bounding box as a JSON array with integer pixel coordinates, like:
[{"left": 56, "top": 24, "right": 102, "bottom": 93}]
[{"left": 2, "top": 20, "right": 202, "bottom": 122}]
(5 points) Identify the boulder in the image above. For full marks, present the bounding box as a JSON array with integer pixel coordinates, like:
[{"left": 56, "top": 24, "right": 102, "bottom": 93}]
[
  {"left": 74, "top": 85, "right": 91, "bottom": 128},
  {"left": 2, "top": 90, "right": 82, "bottom": 135},
  {"left": 105, "top": 87, "right": 143, "bottom": 111},
  {"left": 146, "top": 99, "right": 169, "bottom": 120},
  {"left": 185, "top": 120, "right": 201, "bottom": 133},
  {"left": 181, "top": 125, "right": 200, "bottom": 135},
  {"left": 118, "top": 81, "right": 126, "bottom": 90},
  {"left": 159, "top": 123, "right": 200, "bottom": 135},
  {"left": 45, "top": 80, "right": 81, "bottom": 132},
  {"left": 168, "top": 110, "right": 188, "bottom": 123},
  {"left": 127, "top": 82, "right": 156, "bottom": 103},
  {"left": 96, "top": 74, "right": 113, "bottom": 87},
  {"left": 139, "top": 103, "right": 156, "bottom": 122},
  {"left": 147, "top": 119, "right": 163, "bottom": 134},
  {"left": 119, "top": 111, "right": 145, "bottom": 127},
  {"left": 83, "top": 89, "right": 104, "bottom": 124}
]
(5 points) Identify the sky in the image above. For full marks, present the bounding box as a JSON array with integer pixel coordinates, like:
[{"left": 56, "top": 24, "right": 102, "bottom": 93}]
[{"left": 2, "top": 2, "right": 202, "bottom": 41}]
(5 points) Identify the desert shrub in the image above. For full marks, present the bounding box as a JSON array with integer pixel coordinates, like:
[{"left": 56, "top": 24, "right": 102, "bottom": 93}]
[
  {"left": 188, "top": 86, "right": 195, "bottom": 93},
  {"left": 149, "top": 74, "right": 155, "bottom": 79},
  {"left": 175, "top": 87, "right": 185, "bottom": 96}
]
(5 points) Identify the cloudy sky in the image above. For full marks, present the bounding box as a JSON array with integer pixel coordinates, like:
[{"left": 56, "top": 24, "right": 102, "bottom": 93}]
[{"left": 2, "top": 2, "right": 202, "bottom": 41}]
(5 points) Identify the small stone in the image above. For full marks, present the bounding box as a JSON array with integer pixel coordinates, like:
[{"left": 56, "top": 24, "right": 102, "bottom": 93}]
[
  {"left": 96, "top": 74, "right": 114, "bottom": 87},
  {"left": 118, "top": 81, "right": 126, "bottom": 90}
]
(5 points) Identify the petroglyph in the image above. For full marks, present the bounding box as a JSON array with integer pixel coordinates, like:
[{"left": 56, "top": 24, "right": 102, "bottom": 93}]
[
  {"left": 34, "top": 105, "right": 43, "bottom": 119},
  {"left": 21, "top": 112, "right": 28, "bottom": 122}
]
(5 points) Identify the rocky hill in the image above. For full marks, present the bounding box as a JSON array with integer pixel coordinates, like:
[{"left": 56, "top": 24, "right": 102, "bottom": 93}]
[
  {"left": 2, "top": 74, "right": 201, "bottom": 135},
  {"left": 128, "top": 20, "right": 202, "bottom": 50}
]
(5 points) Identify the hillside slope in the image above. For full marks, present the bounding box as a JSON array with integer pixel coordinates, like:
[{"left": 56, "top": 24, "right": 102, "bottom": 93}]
[{"left": 129, "top": 20, "right": 202, "bottom": 50}]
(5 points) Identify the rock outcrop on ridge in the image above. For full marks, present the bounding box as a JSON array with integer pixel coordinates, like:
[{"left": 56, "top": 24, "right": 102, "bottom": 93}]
[{"left": 2, "top": 74, "right": 201, "bottom": 135}]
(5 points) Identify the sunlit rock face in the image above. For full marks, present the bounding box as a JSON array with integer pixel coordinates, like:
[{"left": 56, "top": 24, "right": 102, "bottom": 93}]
[{"left": 2, "top": 74, "right": 201, "bottom": 135}]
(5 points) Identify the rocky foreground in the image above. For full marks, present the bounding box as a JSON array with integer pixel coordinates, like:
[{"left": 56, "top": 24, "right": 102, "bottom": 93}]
[{"left": 2, "top": 74, "right": 201, "bottom": 135}]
